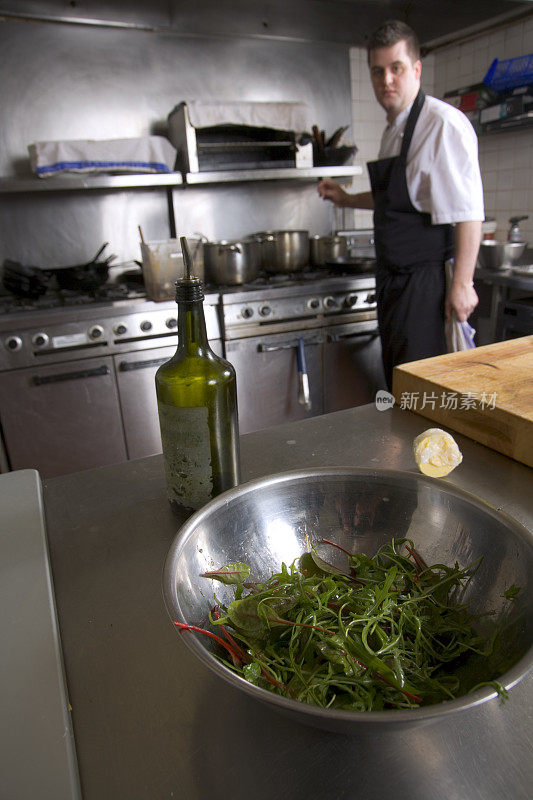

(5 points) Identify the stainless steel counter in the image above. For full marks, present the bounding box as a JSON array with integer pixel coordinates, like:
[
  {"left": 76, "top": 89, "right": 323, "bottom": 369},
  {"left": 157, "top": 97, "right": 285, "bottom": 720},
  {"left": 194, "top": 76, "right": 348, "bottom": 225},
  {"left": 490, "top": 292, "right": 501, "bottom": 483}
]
[
  {"left": 474, "top": 266, "right": 533, "bottom": 342},
  {"left": 43, "top": 404, "right": 533, "bottom": 800}
]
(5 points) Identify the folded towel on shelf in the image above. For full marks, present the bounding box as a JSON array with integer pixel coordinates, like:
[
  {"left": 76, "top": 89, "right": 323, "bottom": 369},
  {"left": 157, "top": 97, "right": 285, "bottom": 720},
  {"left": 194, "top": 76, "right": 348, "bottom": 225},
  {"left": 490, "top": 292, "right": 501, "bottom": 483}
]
[
  {"left": 176, "top": 100, "right": 311, "bottom": 131},
  {"left": 28, "top": 135, "right": 177, "bottom": 178}
]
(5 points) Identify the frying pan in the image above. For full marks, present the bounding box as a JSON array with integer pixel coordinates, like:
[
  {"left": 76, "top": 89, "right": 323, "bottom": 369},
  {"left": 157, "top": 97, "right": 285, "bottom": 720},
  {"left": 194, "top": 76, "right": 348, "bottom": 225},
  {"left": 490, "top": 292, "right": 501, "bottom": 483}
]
[
  {"left": 325, "top": 256, "right": 376, "bottom": 274},
  {"left": 51, "top": 243, "right": 117, "bottom": 290}
]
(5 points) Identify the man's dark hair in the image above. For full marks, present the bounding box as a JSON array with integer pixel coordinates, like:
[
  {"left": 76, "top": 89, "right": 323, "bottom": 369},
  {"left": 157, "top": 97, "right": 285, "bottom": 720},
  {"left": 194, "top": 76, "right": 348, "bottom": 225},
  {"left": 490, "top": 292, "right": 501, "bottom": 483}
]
[{"left": 366, "top": 19, "right": 420, "bottom": 63}]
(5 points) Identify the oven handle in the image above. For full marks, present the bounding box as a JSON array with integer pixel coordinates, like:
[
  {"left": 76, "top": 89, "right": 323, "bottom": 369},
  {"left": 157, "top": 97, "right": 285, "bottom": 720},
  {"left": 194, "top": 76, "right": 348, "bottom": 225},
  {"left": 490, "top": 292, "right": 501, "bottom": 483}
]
[
  {"left": 32, "top": 364, "right": 110, "bottom": 385},
  {"left": 118, "top": 356, "right": 169, "bottom": 372},
  {"left": 258, "top": 335, "right": 322, "bottom": 353},
  {"left": 326, "top": 327, "right": 379, "bottom": 344}
]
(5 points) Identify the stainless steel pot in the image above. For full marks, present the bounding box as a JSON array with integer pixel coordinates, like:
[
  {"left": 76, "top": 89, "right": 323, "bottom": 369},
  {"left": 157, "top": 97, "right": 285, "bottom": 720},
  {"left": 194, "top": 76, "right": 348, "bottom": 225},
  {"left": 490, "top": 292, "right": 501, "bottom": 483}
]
[
  {"left": 478, "top": 240, "right": 526, "bottom": 271},
  {"left": 203, "top": 239, "right": 261, "bottom": 285},
  {"left": 253, "top": 230, "right": 310, "bottom": 273},
  {"left": 310, "top": 235, "right": 347, "bottom": 267}
]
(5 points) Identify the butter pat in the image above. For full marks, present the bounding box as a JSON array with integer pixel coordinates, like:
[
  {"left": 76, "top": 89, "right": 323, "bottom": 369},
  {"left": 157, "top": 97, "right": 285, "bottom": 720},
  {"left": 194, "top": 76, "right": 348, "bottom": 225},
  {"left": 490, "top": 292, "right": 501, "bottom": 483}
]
[{"left": 413, "top": 428, "right": 463, "bottom": 477}]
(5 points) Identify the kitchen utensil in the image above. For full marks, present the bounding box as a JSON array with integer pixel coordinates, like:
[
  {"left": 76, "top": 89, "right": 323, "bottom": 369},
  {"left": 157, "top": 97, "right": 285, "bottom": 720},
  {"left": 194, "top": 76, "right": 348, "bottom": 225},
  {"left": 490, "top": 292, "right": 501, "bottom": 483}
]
[
  {"left": 507, "top": 216, "right": 528, "bottom": 242},
  {"left": 325, "top": 125, "right": 349, "bottom": 148},
  {"left": 481, "top": 219, "right": 497, "bottom": 240},
  {"left": 49, "top": 244, "right": 116, "bottom": 291},
  {"left": 203, "top": 239, "right": 261, "bottom": 285},
  {"left": 141, "top": 238, "right": 205, "bottom": 300},
  {"left": 163, "top": 467, "right": 533, "bottom": 733},
  {"left": 478, "top": 240, "right": 526, "bottom": 270},
  {"left": 312, "top": 125, "right": 325, "bottom": 159},
  {"left": 314, "top": 145, "right": 357, "bottom": 167},
  {"left": 2, "top": 259, "right": 51, "bottom": 298},
  {"left": 297, "top": 338, "right": 311, "bottom": 411},
  {"left": 310, "top": 235, "right": 347, "bottom": 266},
  {"left": 393, "top": 336, "right": 533, "bottom": 468},
  {"left": 252, "top": 230, "right": 310, "bottom": 273},
  {"left": 325, "top": 256, "right": 376, "bottom": 273}
]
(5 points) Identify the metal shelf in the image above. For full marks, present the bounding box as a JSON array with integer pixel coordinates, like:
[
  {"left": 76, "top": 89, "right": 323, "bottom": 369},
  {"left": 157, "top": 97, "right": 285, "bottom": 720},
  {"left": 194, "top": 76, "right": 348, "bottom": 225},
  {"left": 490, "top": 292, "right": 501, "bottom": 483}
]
[
  {"left": 0, "top": 173, "right": 184, "bottom": 193},
  {"left": 184, "top": 165, "right": 362, "bottom": 184},
  {"left": 0, "top": 165, "right": 362, "bottom": 194}
]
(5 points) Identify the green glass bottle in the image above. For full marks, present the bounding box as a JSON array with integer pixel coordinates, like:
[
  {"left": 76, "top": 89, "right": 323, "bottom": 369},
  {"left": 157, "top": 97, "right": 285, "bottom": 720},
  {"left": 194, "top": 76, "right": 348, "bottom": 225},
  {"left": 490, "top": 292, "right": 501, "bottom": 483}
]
[{"left": 155, "top": 237, "right": 240, "bottom": 510}]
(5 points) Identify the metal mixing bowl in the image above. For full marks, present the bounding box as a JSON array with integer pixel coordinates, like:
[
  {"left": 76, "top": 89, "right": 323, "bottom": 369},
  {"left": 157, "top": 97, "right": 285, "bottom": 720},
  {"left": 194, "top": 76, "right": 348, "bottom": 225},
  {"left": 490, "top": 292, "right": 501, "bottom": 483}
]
[
  {"left": 163, "top": 468, "right": 533, "bottom": 733},
  {"left": 478, "top": 240, "right": 526, "bottom": 270}
]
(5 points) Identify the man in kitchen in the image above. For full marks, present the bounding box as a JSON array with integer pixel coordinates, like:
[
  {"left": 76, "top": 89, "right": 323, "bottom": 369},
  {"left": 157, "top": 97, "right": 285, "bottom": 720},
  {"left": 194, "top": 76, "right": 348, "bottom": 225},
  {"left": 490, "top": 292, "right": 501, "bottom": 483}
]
[{"left": 318, "top": 19, "right": 484, "bottom": 390}]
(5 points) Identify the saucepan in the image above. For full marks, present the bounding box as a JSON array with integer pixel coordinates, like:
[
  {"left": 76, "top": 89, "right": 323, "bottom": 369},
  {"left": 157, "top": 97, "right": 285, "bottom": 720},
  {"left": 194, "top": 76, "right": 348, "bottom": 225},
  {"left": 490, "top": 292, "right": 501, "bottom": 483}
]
[
  {"left": 310, "top": 235, "right": 347, "bottom": 266},
  {"left": 251, "top": 230, "right": 310, "bottom": 273},
  {"left": 203, "top": 239, "right": 262, "bottom": 285}
]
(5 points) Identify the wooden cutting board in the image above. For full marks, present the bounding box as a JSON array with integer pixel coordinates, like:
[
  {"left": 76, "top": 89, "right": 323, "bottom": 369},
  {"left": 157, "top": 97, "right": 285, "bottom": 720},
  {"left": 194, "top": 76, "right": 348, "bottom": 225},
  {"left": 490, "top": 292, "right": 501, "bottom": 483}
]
[{"left": 392, "top": 335, "right": 533, "bottom": 467}]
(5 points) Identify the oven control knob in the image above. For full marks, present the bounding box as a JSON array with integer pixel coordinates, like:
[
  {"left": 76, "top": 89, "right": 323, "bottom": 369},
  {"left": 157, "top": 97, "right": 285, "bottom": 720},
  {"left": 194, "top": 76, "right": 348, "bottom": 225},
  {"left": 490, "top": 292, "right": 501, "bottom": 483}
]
[
  {"left": 140, "top": 320, "right": 152, "bottom": 332},
  {"left": 307, "top": 298, "right": 320, "bottom": 310},
  {"left": 5, "top": 335, "right": 22, "bottom": 351},
  {"left": 365, "top": 293, "right": 376, "bottom": 304},
  {"left": 344, "top": 294, "right": 358, "bottom": 308},
  {"left": 88, "top": 325, "right": 104, "bottom": 340},
  {"left": 241, "top": 307, "right": 254, "bottom": 319},
  {"left": 324, "top": 296, "right": 338, "bottom": 309},
  {"left": 259, "top": 305, "right": 271, "bottom": 317},
  {"left": 114, "top": 323, "right": 127, "bottom": 335},
  {"left": 32, "top": 332, "right": 49, "bottom": 347},
  {"left": 166, "top": 318, "right": 177, "bottom": 329}
]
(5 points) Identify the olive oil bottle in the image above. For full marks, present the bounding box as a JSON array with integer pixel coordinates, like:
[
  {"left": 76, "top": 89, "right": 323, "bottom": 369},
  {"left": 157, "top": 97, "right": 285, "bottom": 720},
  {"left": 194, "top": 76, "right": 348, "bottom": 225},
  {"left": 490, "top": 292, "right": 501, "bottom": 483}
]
[{"left": 155, "top": 237, "right": 240, "bottom": 510}]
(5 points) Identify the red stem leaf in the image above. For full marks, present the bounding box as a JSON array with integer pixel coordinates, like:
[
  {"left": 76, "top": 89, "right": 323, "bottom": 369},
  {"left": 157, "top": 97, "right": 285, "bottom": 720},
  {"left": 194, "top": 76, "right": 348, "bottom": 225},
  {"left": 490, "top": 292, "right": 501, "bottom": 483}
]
[{"left": 173, "top": 621, "right": 242, "bottom": 666}]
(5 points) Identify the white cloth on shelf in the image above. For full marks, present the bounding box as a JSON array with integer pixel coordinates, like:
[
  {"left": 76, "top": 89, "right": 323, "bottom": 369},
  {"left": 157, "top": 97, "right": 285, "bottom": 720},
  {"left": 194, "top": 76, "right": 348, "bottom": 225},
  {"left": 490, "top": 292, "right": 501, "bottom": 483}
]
[
  {"left": 28, "top": 136, "right": 177, "bottom": 178},
  {"left": 182, "top": 100, "right": 311, "bottom": 131}
]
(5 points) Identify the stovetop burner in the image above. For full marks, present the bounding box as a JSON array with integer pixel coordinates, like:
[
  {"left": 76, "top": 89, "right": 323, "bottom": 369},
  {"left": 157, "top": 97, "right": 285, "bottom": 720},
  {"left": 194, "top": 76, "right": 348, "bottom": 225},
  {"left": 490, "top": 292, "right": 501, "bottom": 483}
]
[
  {"left": 0, "top": 283, "right": 146, "bottom": 315},
  {"left": 204, "top": 265, "right": 366, "bottom": 294}
]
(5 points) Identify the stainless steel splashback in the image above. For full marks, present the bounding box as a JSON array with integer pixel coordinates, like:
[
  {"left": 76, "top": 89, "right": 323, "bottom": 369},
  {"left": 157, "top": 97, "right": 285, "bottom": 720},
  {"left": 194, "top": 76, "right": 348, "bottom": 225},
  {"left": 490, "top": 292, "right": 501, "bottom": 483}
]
[{"left": 0, "top": 16, "right": 353, "bottom": 270}]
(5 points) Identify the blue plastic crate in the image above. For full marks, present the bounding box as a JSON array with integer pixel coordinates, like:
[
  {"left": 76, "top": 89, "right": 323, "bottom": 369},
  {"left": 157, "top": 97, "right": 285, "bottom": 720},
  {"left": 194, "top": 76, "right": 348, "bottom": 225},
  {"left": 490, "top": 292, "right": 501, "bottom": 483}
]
[{"left": 483, "top": 53, "right": 533, "bottom": 93}]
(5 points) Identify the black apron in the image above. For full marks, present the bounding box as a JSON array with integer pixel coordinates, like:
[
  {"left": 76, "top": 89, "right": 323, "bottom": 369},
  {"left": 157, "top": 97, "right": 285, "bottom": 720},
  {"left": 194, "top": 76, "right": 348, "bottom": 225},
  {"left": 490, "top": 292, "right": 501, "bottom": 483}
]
[{"left": 367, "top": 89, "right": 454, "bottom": 391}]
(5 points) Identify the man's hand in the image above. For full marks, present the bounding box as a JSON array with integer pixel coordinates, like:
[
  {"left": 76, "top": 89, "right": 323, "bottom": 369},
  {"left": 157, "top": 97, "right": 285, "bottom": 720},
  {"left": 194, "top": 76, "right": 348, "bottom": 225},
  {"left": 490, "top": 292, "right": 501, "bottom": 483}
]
[
  {"left": 446, "top": 280, "right": 478, "bottom": 322},
  {"left": 317, "top": 179, "right": 352, "bottom": 206},
  {"left": 317, "top": 181, "right": 375, "bottom": 210},
  {"left": 446, "top": 220, "right": 482, "bottom": 321}
]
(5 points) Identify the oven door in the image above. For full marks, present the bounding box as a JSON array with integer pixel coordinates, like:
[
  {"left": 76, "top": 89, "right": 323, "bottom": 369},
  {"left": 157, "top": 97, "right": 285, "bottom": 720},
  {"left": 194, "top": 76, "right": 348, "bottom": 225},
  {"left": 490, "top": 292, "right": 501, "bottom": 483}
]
[
  {"left": 114, "top": 339, "right": 224, "bottom": 460},
  {"left": 0, "top": 356, "right": 127, "bottom": 478},
  {"left": 114, "top": 346, "right": 174, "bottom": 461},
  {"left": 225, "top": 330, "right": 324, "bottom": 434},
  {"left": 323, "top": 320, "right": 385, "bottom": 413}
]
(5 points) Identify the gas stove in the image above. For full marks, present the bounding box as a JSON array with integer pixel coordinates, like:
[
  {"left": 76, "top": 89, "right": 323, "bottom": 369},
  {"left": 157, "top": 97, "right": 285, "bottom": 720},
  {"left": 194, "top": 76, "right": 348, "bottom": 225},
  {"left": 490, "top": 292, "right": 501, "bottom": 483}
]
[
  {"left": 0, "top": 289, "right": 221, "bottom": 370},
  {"left": 0, "top": 261, "right": 377, "bottom": 368},
  {"left": 217, "top": 272, "right": 377, "bottom": 339}
]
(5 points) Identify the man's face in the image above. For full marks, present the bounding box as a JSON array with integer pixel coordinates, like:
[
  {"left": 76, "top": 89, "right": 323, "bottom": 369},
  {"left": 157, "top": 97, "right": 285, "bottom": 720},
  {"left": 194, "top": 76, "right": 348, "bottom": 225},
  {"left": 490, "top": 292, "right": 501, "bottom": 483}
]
[{"left": 368, "top": 40, "right": 421, "bottom": 121}]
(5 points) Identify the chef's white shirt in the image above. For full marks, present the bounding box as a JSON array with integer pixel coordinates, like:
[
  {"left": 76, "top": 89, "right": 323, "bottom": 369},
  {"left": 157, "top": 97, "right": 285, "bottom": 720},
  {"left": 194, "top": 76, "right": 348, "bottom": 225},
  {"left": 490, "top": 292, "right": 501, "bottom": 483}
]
[{"left": 378, "top": 95, "right": 485, "bottom": 225}]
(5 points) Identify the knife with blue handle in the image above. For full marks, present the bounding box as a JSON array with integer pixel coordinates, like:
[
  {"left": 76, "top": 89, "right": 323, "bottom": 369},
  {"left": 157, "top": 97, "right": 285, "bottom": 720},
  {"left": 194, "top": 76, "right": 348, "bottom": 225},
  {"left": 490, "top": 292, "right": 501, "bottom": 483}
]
[{"left": 297, "top": 337, "right": 312, "bottom": 411}]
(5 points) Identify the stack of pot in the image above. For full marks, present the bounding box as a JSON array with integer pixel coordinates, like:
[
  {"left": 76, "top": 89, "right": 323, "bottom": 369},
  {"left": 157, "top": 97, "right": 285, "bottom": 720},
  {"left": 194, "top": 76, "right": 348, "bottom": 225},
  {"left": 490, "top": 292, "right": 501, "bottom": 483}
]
[
  {"left": 203, "top": 230, "right": 311, "bottom": 284},
  {"left": 202, "top": 230, "right": 349, "bottom": 285}
]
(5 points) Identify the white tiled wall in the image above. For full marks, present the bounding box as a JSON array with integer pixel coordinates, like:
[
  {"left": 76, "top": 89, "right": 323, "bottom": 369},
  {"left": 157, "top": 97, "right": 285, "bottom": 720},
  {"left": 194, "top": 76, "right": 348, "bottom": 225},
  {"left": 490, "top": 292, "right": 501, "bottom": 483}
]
[{"left": 348, "top": 16, "right": 533, "bottom": 242}]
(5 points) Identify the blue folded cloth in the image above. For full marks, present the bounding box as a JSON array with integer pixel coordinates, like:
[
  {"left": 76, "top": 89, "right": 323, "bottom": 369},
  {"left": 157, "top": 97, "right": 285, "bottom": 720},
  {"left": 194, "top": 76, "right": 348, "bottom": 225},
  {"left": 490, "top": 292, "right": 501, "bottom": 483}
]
[{"left": 28, "top": 135, "right": 177, "bottom": 177}]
